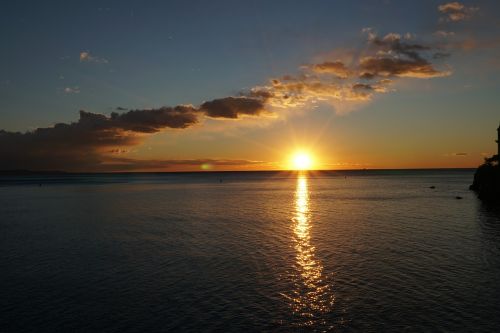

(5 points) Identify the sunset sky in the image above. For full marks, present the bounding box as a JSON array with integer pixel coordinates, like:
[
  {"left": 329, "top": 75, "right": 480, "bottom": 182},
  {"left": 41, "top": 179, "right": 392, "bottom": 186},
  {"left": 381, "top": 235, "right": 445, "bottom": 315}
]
[{"left": 1, "top": 0, "right": 499, "bottom": 172}]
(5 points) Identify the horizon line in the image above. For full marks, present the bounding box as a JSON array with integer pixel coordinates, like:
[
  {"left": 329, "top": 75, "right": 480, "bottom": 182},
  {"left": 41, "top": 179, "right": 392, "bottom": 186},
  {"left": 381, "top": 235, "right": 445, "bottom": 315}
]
[{"left": 0, "top": 167, "right": 477, "bottom": 175}]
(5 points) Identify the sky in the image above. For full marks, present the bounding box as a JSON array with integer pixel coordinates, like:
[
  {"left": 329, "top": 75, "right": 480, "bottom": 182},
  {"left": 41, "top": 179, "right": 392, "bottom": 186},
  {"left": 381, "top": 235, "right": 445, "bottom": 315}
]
[{"left": 0, "top": 0, "right": 499, "bottom": 172}]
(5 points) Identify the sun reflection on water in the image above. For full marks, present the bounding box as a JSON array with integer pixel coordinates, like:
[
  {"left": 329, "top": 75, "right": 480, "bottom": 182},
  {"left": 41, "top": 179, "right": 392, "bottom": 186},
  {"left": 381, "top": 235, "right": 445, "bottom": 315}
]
[{"left": 284, "top": 173, "right": 335, "bottom": 328}]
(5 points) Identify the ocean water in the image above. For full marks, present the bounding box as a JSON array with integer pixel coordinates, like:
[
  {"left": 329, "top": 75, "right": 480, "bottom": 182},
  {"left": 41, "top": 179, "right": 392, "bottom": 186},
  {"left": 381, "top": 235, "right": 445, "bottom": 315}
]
[{"left": 1, "top": 169, "right": 499, "bottom": 332}]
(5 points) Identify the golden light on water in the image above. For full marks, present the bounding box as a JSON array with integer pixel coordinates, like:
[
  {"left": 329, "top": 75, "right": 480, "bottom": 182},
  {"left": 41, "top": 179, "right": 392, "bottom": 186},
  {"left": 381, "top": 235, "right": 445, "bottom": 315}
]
[
  {"left": 294, "top": 176, "right": 322, "bottom": 285},
  {"left": 285, "top": 174, "right": 334, "bottom": 327}
]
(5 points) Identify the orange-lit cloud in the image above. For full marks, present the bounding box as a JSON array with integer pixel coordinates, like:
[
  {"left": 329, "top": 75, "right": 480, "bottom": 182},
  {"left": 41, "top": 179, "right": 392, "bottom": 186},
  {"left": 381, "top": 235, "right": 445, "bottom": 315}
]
[
  {"left": 310, "top": 61, "right": 351, "bottom": 78},
  {"left": 93, "top": 156, "right": 268, "bottom": 172},
  {"left": 249, "top": 29, "right": 451, "bottom": 112},
  {"left": 438, "top": 2, "right": 478, "bottom": 22}
]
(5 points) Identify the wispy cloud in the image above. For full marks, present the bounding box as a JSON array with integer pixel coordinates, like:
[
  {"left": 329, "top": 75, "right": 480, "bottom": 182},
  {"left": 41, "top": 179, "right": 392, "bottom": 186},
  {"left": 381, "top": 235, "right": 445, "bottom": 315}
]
[
  {"left": 63, "top": 86, "right": 80, "bottom": 94},
  {"left": 434, "top": 30, "right": 456, "bottom": 38},
  {"left": 79, "top": 51, "right": 108, "bottom": 64},
  {"left": 438, "top": 2, "right": 478, "bottom": 22}
]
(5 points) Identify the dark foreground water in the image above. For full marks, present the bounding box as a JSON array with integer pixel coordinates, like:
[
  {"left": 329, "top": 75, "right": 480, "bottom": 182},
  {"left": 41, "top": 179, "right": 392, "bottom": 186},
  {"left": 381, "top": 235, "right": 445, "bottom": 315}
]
[{"left": 1, "top": 169, "right": 500, "bottom": 332}]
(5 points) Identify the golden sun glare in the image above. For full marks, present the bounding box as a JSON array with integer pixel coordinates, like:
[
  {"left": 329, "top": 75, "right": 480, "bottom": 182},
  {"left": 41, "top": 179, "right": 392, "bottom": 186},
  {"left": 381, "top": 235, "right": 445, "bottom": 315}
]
[{"left": 291, "top": 152, "right": 313, "bottom": 170}]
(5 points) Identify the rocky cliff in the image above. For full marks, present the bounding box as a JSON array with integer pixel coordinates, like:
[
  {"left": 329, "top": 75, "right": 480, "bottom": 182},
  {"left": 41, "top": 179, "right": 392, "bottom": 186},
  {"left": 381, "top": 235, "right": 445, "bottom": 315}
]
[{"left": 470, "top": 155, "right": 500, "bottom": 202}]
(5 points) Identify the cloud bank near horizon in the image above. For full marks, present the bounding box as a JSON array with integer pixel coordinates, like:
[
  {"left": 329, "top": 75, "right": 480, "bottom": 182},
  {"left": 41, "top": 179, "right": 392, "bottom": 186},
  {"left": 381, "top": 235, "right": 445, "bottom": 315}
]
[{"left": 0, "top": 98, "right": 270, "bottom": 171}]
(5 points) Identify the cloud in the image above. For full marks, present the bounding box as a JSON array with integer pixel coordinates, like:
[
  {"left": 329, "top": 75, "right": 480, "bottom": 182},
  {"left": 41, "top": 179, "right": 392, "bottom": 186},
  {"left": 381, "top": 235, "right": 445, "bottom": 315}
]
[
  {"left": 109, "top": 106, "right": 199, "bottom": 132},
  {"left": 434, "top": 30, "right": 456, "bottom": 38},
  {"left": 96, "top": 157, "right": 267, "bottom": 171},
  {"left": 247, "top": 29, "right": 452, "bottom": 112},
  {"left": 438, "top": 2, "right": 478, "bottom": 22},
  {"left": 359, "top": 56, "right": 450, "bottom": 78},
  {"left": 64, "top": 86, "right": 80, "bottom": 94},
  {"left": 200, "top": 97, "right": 267, "bottom": 119},
  {"left": 358, "top": 33, "right": 451, "bottom": 79},
  {"left": 0, "top": 108, "right": 199, "bottom": 171},
  {"left": 79, "top": 51, "right": 109, "bottom": 64},
  {"left": 352, "top": 83, "right": 385, "bottom": 92},
  {"left": 0, "top": 100, "right": 272, "bottom": 171},
  {"left": 310, "top": 61, "right": 351, "bottom": 78},
  {"left": 371, "top": 33, "right": 431, "bottom": 60}
]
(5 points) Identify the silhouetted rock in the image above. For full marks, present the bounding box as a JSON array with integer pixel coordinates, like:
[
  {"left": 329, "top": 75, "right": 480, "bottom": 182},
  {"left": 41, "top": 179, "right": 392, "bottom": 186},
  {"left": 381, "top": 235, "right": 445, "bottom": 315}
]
[
  {"left": 470, "top": 155, "right": 500, "bottom": 202},
  {"left": 429, "top": 186, "right": 436, "bottom": 189}
]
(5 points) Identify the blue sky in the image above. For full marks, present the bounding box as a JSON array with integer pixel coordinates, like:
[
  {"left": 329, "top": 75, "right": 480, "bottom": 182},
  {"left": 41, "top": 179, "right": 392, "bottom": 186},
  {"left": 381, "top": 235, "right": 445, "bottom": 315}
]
[{"left": 0, "top": 0, "right": 499, "bottom": 171}]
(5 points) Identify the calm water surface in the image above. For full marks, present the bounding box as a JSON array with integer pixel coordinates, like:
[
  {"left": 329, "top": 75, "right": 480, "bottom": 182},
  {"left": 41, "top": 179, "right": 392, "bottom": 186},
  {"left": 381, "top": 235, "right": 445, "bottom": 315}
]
[{"left": 1, "top": 170, "right": 499, "bottom": 332}]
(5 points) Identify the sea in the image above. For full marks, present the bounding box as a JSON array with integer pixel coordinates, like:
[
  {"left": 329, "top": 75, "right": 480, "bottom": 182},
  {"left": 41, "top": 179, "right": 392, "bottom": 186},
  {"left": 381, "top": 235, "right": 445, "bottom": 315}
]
[{"left": 1, "top": 169, "right": 499, "bottom": 332}]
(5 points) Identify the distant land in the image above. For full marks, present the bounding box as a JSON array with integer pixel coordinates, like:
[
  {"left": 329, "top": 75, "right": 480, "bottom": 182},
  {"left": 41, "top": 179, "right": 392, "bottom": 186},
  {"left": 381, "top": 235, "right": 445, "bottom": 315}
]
[{"left": 0, "top": 170, "right": 68, "bottom": 175}]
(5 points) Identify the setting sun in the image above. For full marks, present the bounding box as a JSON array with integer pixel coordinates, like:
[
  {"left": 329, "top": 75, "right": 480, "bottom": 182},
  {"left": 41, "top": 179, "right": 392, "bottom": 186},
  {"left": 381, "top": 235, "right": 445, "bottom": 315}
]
[{"left": 291, "top": 152, "right": 313, "bottom": 170}]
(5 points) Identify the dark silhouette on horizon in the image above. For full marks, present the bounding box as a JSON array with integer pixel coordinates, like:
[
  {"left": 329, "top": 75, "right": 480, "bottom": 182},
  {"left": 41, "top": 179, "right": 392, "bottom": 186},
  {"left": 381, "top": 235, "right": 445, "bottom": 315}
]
[
  {"left": 497, "top": 121, "right": 500, "bottom": 157},
  {"left": 470, "top": 123, "right": 500, "bottom": 201}
]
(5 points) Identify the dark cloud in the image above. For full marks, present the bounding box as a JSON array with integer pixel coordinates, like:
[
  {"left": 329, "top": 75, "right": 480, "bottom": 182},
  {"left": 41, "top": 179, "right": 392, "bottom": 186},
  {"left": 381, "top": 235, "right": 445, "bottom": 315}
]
[
  {"left": 246, "top": 89, "right": 275, "bottom": 100},
  {"left": 109, "top": 106, "right": 198, "bottom": 132},
  {"left": 200, "top": 97, "right": 266, "bottom": 119},
  {"left": 0, "top": 99, "right": 271, "bottom": 171},
  {"left": 0, "top": 108, "right": 199, "bottom": 171},
  {"left": 359, "top": 72, "right": 376, "bottom": 80},
  {"left": 359, "top": 56, "right": 449, "bottom": 78},
  {"left": 73, "top": 107, "right": 199, "bottom": 135},
  {"left": 350, "top": 82, "right": 388, "bottom": 99},
  {"left": 352, "top": 83, "right": 374, "bottom": 91},
  {"left": 358, "top": 33, "right": 451, "bottom": 79},
  {"left": 371, "top": 33, "right": 431, "bottom": 61}
]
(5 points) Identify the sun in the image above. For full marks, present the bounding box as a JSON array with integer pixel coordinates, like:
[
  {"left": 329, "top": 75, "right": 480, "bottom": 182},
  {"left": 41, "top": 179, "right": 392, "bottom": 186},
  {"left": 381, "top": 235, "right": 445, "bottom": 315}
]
[{"left": 291, "top": 152, "right": 313, "bottom": 170}]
